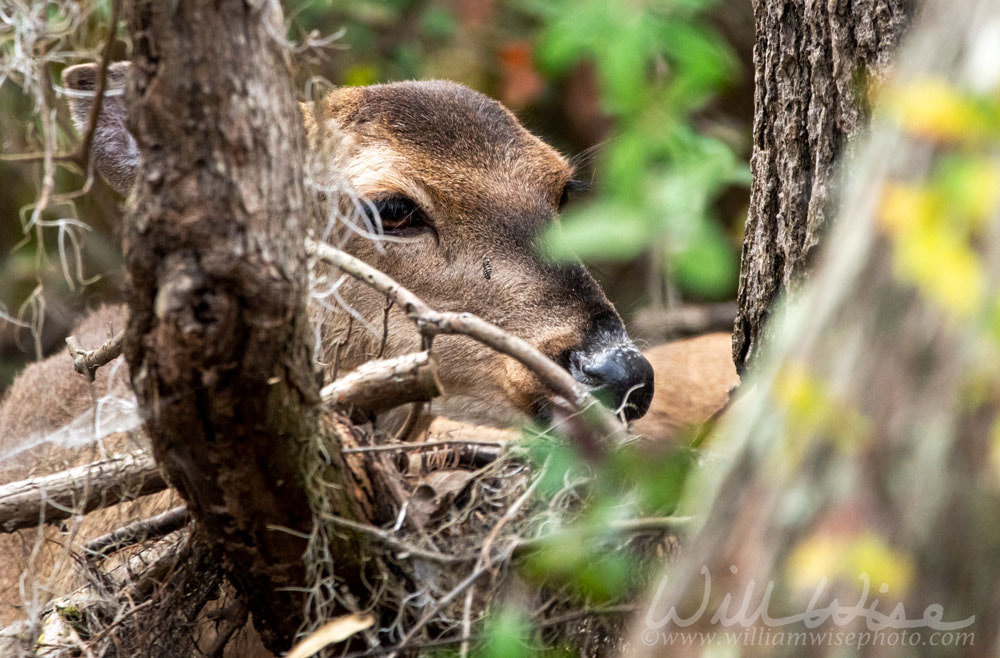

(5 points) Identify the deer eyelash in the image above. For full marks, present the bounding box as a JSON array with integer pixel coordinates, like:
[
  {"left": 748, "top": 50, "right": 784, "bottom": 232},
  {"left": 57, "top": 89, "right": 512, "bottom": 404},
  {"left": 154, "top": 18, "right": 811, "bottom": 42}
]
[
  {"left": 366, "top": 195, "right": 435, "bottom": 238},
  {"left": 559, "top": 179, "right": 589, "bottom": 210}
]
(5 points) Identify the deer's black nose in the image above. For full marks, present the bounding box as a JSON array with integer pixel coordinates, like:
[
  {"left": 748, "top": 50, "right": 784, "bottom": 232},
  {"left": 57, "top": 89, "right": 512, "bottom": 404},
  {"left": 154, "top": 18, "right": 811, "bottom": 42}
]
[{"left": 568, "top": 345, "right": 655, "bottom": 421}]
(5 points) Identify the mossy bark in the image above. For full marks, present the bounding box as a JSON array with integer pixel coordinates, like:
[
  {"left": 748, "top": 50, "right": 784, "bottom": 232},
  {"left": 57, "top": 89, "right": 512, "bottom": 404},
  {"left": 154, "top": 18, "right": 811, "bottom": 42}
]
[{"left": 121, "top": 1, "right": 350, "bottom": 650}]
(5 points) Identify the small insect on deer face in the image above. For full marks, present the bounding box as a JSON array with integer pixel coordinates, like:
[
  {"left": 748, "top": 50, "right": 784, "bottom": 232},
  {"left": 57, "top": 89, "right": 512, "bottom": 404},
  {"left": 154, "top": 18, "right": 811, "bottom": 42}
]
[
  {"left": 62, "top": 64, "right": 654, "bottom": 427},
  {"left": 308, "top": 82, "right": 654, "bottom": 426}
]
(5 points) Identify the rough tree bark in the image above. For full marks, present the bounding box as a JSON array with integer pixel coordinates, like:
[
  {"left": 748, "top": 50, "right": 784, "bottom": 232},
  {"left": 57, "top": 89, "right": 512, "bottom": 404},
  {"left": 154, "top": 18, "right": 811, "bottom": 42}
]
[
  {"left": 123, "top": 1, "right": 363, "bottom": 650},
  {"left": 733, "top": 0, "right": 911, "bottom": 372},
  {"left": 633, "top": 0, "right": 1000, "bottom": 655}
]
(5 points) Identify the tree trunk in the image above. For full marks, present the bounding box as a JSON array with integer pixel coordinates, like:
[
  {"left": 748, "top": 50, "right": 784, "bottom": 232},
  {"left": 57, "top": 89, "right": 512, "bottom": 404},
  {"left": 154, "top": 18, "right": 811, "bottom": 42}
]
[
  {"left": 733, "top": 0, "right": 911, "bottom": 372},
  {"left": 122, "top": 2, "right": 362, "bottom": 650},
  {"left": 632, "top": 0, "right": 1000, "bottom": 654}
]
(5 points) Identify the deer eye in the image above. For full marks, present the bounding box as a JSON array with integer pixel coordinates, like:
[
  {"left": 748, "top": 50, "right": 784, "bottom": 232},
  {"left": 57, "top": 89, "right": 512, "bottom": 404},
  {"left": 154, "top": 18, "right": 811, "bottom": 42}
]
[{"left": 366, "top": 195, "right": 433, "bottom": 237}]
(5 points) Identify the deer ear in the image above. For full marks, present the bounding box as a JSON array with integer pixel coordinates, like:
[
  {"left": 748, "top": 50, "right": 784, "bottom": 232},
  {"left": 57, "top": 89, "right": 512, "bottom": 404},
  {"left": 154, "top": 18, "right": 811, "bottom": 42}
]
[{"left": 62, "top": 61, "right": 139, "bottom": 195}]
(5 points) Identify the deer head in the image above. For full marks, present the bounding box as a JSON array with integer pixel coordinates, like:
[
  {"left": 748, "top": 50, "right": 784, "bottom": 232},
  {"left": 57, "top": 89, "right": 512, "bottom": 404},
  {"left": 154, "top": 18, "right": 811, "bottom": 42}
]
[{"left": 61, "top": 62, "right": 654, "bottom": 427}]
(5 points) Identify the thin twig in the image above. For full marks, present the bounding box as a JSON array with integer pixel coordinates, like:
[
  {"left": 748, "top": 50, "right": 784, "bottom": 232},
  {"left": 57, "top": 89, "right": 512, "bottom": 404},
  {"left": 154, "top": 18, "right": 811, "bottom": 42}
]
[
  {"left": 388, "top": 562, "right": 493, "bottom": 657},
  {"left": 333, "top": 316, "right": 353, "bottom": 381},
  {"left": 351, "top": 603, "right": 639, "bottom": 658},
  {"left": 323, "top": 514, "right": 464, "bottom": 564},
  {"left": 378, "top": 294, "right": 393, "bottom": 358},
  {"left": 325, "top": 512, "right": 688, "bottom": 567},
  {"left": 459, "top": 586, "right": 475, "bottom": 658},
  {"left": 306, "top": 238, "right": 624, "bottom": 445},
  {"left": 84, "top": 505, "right": 189, "bottom": 562},
  {"left": 340, "top": 439, "right": 506, "bottom": 454},
  {"left": 76, "top": 0, "right": 121, "bottom": 171},
  {"left": 480, "top": 458, "right": 548, "bottom": 570}
]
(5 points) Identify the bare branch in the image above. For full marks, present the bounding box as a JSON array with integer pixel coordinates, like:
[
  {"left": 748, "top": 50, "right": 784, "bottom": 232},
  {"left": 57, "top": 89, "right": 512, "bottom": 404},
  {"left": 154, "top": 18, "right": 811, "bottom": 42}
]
[
  {"left": 54, "top": 238, "right": 626, "bottom": 454},
  {"left": 66, "top": 328, "right": 124, "bottom": 382},
  {"left": 321, "top": 350, "right": 440, "bottom": 421},
  {"left": 306, "top": 238, "right": 625, "bottom": 443},
  {"left": 75, "top": 0, "right": 121, "bottom": 171},
  {"left": 84, "top": 505, "right": 189, "bottom": 562},
  {"left": 0, "top": 453, "right": 166, "bottom": 533},
  {"left": 340, "top": 440, "right": 506, "bottom": 454}
]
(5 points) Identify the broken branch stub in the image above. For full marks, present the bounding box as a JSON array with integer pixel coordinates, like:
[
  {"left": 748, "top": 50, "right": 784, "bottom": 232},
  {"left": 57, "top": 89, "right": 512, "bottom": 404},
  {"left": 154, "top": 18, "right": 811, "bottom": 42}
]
[
  {"left": 66, "top": 328, "right": 124, "bottom": 382},
  {"left": 322, "top": 350, "right": 441, "bottom": 422}
]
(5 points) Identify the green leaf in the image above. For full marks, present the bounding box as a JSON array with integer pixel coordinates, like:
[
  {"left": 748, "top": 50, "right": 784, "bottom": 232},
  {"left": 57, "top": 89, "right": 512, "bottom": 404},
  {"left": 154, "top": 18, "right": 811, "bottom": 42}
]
[
  {"left": 575, "top": 552, "right": 632, "bottom": 601},
  {"left": 535, "top": 3, "right": 603, "bottom": 73},
  {"left": 420, "top": 7, "right": 456, "bottom": 39},
  {"left": 541, "top": 202, "right": 651, "bottom": 263},
  {"left": 671, "top": 219, "right": 738, "bottom": 299},
  {"left": 597, "top": 36, "right": 648, "bottom": 113},
  {"left": 603, "top": 131, "right": 653, "bottom": 200},
  {"left": 660, "top": 20, "right": 735, "bottom": 107},
  {"left": 479, "top": 606, "right": 532, "bottom": 658}
]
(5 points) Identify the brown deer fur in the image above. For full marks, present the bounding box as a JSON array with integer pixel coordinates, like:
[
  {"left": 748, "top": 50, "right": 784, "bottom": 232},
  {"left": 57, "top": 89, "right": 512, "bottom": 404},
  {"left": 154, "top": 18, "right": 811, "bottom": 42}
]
[{"left": 631, "top": 333, "right": 739, "bottom": 440}]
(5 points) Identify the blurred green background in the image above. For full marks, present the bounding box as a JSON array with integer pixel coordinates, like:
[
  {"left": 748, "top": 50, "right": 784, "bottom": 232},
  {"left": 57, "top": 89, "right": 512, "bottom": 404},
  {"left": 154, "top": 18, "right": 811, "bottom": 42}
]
[{"left": 0, "top": 0, "right": 754, "bottom": 392}]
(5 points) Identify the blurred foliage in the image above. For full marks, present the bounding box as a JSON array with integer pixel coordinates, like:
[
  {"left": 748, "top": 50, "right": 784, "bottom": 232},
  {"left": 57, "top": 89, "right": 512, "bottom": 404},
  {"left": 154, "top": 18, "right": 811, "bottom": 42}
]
[
  {"left": 531, "top": 0, "right": 749, "bottom": 300},
  {"left": 476, "top": 605, "right": 533, "bottom": 658},
  {"left": 786, "top": 532, "right": 915, "bottom": 598},
  {"left": 295, "top": 0, "right": 749, "bottom": 301},
  {"left": 877, "top": 79, "right": 1000, "bottom": 321},
  {"left": 472, "top": 423, "right": 697, "bottom": 651}
]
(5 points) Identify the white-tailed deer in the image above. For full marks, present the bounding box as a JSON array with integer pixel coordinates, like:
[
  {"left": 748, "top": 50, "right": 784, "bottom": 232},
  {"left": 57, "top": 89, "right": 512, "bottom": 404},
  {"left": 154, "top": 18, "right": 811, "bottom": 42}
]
[
  {"left": 0, "top": 61, "right": 737, "bottom": 647},
  {"left": 1, "top": 60, "right": 656, "bottom": 629}
]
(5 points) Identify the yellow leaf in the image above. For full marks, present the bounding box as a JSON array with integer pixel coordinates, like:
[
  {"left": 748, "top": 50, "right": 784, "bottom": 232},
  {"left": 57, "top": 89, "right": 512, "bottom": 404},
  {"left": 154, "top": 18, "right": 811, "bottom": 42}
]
[
  {"left": 882, "top": 78, "right": 983, "bottom": 142},
  {"left": 877, "top": 183, "right": 935, "bottom": 233},
  {"left": 787, "top": 534, "right": 843, "bottom": 592},
  {"left": 879, "top": 182, "right": 985, "bottom": 318},
  {"left": 787, "top": 533, "right": 913, "bottom": 596},
  {"left": 894, "top": 228, "right": 984, "bottom": 318},
  {"left": 846, "top": 534, "right": 914, "bottom": 596},
  {"left": 286, "top": 614, "right": 375, "bottom": 658},
  {"left": 774, "top": 362, "right": 870, "bottom": 458}
]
